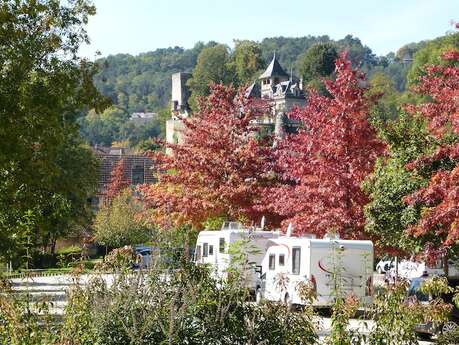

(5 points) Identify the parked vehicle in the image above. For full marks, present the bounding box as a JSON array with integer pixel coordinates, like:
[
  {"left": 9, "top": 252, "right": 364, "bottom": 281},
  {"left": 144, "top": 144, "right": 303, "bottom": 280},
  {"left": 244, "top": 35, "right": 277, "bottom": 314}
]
[
  {"left": 376, "top": 259, "right": 393, "bottom": 274},
  {"left": 257, "top": 233, "right": 374, "bottom": 307},
  {"left": 408, "top": 276, "right": 459, "bottom": 337},
  {"left": 134, "top": 245, "right": 157, "bottom": 268},
  {"left": 194, "top": 222, "right": 279, "bottom": 293},
  {"left": 389, "top": 258, "right": 459, "bottom": 281}
]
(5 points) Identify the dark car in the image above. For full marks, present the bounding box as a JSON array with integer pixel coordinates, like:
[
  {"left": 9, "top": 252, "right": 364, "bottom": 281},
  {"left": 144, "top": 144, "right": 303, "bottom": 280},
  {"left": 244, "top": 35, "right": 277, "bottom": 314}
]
[
  {"left": 133, "top": 246, "right": 189, "bottom": 270},
  {"left": 133, "top": 245, "right": 158, "bottom": 269},
  {"left": 408, "top": 276, "right": 459, "bottom": 337}
]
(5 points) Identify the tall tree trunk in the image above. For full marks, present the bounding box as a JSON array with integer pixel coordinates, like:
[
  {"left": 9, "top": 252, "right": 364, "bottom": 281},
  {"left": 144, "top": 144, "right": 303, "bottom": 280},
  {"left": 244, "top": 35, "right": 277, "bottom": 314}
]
[
  {"left": 444, "top": 252, "right": 449, "bottom": 278},
  {"left": 50, "top": 236, "right": 57, "bottom": 255}
]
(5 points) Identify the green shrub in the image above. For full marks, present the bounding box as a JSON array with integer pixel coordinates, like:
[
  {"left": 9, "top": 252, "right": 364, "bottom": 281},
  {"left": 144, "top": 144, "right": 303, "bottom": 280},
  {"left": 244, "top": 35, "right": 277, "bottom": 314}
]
[
  {"left": 31, "top": 252, "right": 57, "bottom": 269},
  {"left": 59, "top": 262, "right": 318, "bottom": 345},
  {"left": 57, "top": 245, "right": 82, "bottom": 255},
  {"left": 95, "top": 246, "right": 135, "bottom": 272},
  {"left": 0, "top": 284, "right": 58, "bottom": 345},
  {"left": 367, "top": 281, "right": 451, "bottom": 345},
  {"left": 68, "top": 259, "right": 100, "bottom": 270}
]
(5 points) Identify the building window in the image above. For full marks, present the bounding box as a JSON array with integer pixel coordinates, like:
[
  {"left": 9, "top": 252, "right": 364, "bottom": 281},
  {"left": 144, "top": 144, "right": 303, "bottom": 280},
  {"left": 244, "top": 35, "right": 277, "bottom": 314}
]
[
  {"left": 196, "top": 245, "right": 202, "bottom": 262},
  {"left": 292, "top": 247, "right": 301, "bottom": 275},
  {"left": 269, "top": 254, "right": 276, "bottom": 270},
  {"left": 203, "top": 243, "right": 208, "bottom": 257},
  {"left": 279, "top": 254, "right": 285, "bottom": 266},
  {"left": 132, "top": 165, "right": 144, "bottom": 185},
  {"left": 209, "top": 245, "right": 214, "bottom": 256},
  {"left": 219, "top": 238, "right": 225, "bottom": 253},
  {"left": 173, "top": 100, "right": 179, "bottom": 111}
]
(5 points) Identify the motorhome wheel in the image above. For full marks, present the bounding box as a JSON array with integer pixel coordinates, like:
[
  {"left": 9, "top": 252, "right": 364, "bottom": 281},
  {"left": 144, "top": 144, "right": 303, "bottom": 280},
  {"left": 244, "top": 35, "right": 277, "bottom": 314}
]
[{"left": 442, "top": 321, "right": 458, "bottom": 333}]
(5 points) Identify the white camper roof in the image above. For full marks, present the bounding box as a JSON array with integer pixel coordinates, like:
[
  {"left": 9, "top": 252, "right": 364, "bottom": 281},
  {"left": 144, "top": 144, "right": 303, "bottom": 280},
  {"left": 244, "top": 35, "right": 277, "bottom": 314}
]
[
  {"left": 198, "top": 229, "right": 279, "bottom": 237},
  {"left": 266, "top": 236, "right": 373, "bottom": 250}
]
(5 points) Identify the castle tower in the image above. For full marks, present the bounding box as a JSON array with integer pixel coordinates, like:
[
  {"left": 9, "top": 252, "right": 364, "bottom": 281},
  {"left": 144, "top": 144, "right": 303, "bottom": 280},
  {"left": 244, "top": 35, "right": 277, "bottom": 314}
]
[
  {"left": 258, "top": 53, "right": 289, "bottom": 98},
  {"left": 170, "top": 72, "right": 191, "bottom": 118},
  {"left": 166, "top": 72, "right": 191, "bottom": 154}
]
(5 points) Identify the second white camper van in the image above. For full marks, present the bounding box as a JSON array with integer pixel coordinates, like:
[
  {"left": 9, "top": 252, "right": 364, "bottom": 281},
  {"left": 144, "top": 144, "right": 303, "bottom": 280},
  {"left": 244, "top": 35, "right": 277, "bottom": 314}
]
[
  {"left": 258, "top": 235, "right": 373, "bottom": 307},
  {"left": 195, "top": 222, "right": 279, "bottom": 292}
]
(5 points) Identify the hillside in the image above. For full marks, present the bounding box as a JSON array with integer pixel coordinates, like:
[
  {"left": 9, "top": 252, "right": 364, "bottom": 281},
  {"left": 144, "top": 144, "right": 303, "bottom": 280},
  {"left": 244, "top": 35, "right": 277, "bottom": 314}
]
[{"left": 93, "top": 35, "right": 414, "bottom": 112}]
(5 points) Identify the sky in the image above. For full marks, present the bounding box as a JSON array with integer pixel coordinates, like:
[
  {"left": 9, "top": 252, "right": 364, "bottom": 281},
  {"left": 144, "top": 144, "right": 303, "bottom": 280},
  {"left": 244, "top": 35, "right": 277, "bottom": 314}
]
[{"left": 80, "top": 0, "right": 459, "bottom": 59}]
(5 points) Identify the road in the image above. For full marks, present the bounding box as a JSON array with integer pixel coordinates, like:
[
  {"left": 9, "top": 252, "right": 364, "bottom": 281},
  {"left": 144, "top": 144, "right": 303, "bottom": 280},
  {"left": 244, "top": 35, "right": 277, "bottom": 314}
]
[{"left": 8, "top": 274, "right": 433, "bottom": 344}]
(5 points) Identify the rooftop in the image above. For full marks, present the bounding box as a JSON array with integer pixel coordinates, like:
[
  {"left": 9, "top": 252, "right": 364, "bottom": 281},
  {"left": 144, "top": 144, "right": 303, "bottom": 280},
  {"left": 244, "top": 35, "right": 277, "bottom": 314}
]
[{"left": 259, "top": 53, "right": 289, "bottom": 79}]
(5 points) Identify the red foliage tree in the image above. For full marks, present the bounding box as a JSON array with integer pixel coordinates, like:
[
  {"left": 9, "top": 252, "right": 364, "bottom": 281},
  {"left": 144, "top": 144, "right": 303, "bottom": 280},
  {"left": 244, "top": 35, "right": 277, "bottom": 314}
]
[
  {"left": 265, "top": 53, "right": 386, "bottom": 238},
  {"left": 141, "top": 84, "right": 277, "bottom": 229},
  {"left": 105, "top": 158, "right": 131, "bottom": 203},
  {"left": 403, "top": 50, "right": 459, "bottom": 252}
]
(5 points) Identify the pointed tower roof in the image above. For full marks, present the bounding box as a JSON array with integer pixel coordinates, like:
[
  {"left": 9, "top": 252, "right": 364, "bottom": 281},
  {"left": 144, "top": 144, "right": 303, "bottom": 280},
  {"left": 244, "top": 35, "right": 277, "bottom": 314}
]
[{"left": 259, "top": 53, "right": 289, "bottom": 79}]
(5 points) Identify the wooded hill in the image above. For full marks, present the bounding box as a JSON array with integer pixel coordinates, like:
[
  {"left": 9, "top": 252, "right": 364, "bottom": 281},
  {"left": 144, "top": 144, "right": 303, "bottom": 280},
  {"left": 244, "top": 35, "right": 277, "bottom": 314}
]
[
  {"left": 93, "top": 35, "right": 415, "bottom": 113},
  {"left": 80, "top": 33, "right": 455, "bottom": 147}
]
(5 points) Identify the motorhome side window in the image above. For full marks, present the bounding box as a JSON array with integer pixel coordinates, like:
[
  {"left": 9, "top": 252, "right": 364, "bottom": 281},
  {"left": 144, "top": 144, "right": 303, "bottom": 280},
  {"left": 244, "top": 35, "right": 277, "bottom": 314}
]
[
  {"left": 279, "top": 254, "right": 285, "bottom": 266},
  {"left": 219, "top": 238, "right": 225, "bottom": 253},
  {"left": 209, "top": 245, "right": 214, "bottom": 256},
  {"left": 269, "top": 254, "right": 275, "bottom": 270},
  {"left": 196, "top": 245, "right": 202, "bottom": 262},
  {"left": 292, "top": 247, "right": 301, "bottom": 274},
  {"left": 203, "top": 243, "right": 208, "bottom": 257}
]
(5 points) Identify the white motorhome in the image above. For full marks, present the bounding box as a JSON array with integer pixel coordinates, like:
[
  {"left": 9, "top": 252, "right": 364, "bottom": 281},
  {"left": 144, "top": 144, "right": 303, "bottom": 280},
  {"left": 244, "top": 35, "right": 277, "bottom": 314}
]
[
  {"left": 258, "top": 235, "right": 374, "bottom": 307},
  {"left": 194, "top": 222, "right": 279, "bottom": 292}
]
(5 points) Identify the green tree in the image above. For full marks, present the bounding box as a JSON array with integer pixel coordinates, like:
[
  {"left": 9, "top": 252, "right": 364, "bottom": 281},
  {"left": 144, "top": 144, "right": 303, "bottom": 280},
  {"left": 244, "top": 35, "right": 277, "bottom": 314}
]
[
  {"left": 363, "top": 112, "right": 436, "bottom": 252},
  {"left": 187, "top": 44, "right": 232, "bottom": 110},
  {"left": 369, "top": 61, "right": 411, "bottom": 92},
  {"left": 407, "top": 32, "right": 459, "bottom": 86},
  {"left": 94, "top": 189, "right": 153, "bottom": 248},
  {"left": 79, "top": 106, "right": 128, "bottom": 145},
  {"left": 119, "top": 119, "right": 161, "bottom": 147},
  {"left": 335, "top": 34, "right": 377, "bottom": 70},
  {"left": 396, "top": 40, "right": 428, "bottom": 61},
  {"left": 230, "top": 40, "right": 264, "bottom": 86},
  {"left": 0, "top": 0, "right": 108, "bottom": 261},
  {"left": 36, "top": 134, "right": 99, "bottom": 254},
  {"left": 260, "top": 35, "right": 333, "bottom": 73},
  {"left": 297, "top": 42, "right": 338, "bottom": 87},
  {"left": 366, "top": 71, "right": 401, "bottom": 121}
]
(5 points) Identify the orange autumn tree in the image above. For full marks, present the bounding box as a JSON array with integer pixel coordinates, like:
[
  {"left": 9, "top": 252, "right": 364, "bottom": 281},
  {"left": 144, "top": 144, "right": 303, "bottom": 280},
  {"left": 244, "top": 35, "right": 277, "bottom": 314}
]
[
  {"left": 265, "top": 53, "right": 386, "bottom": 238},
  {"left": 105, "top": 159, "right": 131, "bottom": 203},
  {"left": 403, "top": 50, "right": 459, "bottom": 258},
  {"left": 141, "top": 84, "right": 277, "bottom": 229}
]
